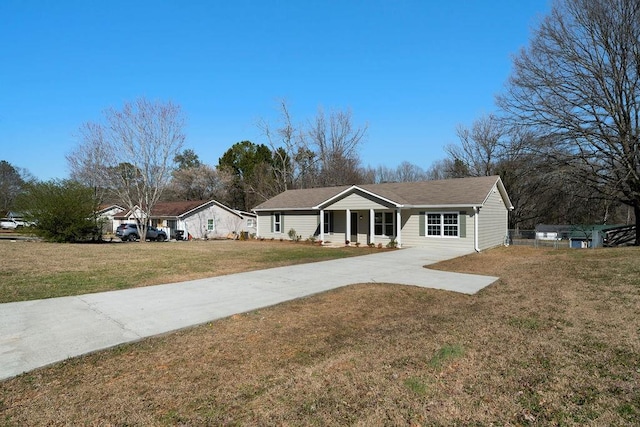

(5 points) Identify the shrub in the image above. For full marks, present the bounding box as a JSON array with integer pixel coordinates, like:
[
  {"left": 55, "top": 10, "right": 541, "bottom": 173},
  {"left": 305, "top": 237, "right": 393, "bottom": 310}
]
[
  {"left": 286, "top": 229, "right": 301, "bottom": 242},
  {"left": 16, "top": 179, "right": 101, "bottom": 243}
]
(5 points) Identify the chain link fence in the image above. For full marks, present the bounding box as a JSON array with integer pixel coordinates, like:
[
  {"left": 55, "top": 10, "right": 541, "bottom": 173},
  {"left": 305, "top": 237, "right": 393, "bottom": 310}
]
[{"left": 507, "top": 229, "right": 570, "bottom": 249}]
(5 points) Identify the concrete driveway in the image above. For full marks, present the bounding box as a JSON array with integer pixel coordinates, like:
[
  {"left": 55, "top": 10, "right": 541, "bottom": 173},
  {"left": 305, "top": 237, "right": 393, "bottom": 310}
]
[{"left": 0, "top": 247, "right": 497, "bottom": 381}]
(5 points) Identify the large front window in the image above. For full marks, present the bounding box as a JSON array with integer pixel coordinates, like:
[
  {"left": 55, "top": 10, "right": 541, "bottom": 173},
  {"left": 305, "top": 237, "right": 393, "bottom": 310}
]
[
  {"left": 427, "top": 213, "right": 459, "bottom": 237},
  {"left": 374, "top": 211, "right": 394, "bottom": 236}
]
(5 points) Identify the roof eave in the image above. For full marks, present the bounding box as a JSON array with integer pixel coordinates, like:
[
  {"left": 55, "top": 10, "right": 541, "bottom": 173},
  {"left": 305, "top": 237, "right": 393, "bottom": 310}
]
[
  {"left": 480, "top": 177, "right": 514, "bottom": 210},
  {"left": 176, "top": 200, "right": 243, "bottom": 219},
  {"left": 313, "top": 185, "right": 402, "bottom": 209},
  {"left": 408, "top": 204, "right": 482, "bottom": 209},
  {"left": 253, "top": 207, "right": 318, "bottom": 212}
]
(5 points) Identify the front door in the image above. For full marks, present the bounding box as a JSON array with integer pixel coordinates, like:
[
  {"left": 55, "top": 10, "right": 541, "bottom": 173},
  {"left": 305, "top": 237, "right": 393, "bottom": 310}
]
[{"left": 350, "top": 212, "right": 358, "bottom": 243}]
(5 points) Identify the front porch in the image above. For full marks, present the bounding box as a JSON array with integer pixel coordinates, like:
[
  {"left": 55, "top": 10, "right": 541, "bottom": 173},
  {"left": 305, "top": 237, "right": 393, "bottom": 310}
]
[{"left": 318, "top": 208, "right": 402, "bottom": 247}]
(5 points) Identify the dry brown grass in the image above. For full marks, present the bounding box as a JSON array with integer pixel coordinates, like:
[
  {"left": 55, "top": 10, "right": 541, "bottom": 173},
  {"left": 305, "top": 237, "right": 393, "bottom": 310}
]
[
  {"left": 2, "top": 246, "right": 640, "bottom": 425},
  {"left": 0, "top": 239, "right": 379, "bottom": 303}
]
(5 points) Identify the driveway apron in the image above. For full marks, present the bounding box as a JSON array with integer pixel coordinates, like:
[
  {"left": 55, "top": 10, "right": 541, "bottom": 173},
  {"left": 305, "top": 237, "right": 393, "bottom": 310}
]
[{"left": 0, "top": 247, "right": 498, "bottom": 380}]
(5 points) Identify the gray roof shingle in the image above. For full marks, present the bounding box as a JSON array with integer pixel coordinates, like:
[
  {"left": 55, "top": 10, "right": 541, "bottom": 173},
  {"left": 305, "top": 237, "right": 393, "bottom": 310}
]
[{"left": 253, "top": 176, "right": 509, "bottom": 210}]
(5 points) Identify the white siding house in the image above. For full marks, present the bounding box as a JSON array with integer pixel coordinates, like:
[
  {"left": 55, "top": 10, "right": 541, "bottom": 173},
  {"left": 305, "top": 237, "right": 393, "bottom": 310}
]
[
  {"left": 96, "top": 204, "right": 126, "bottom": 234},
  {"left": 114, "top": 200, "right": 256, "bottom": 240},
  {"left": 253, "top": 176, "right": 513, "bottom": 251}
]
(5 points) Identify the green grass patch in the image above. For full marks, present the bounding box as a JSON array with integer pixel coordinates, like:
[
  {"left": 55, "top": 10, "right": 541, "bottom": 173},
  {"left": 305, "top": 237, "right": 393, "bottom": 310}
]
[
  {"left": 429, "top": 344, "right": 465, "bottom": 369},
  {"left": 404, "top": 376, "right": 428, "bottom": 395}
]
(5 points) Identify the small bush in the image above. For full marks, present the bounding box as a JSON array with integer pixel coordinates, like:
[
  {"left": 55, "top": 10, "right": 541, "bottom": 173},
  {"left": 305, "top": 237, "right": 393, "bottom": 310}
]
[{"left": 286, "top": 229, "right": 302, "bottom": 242}]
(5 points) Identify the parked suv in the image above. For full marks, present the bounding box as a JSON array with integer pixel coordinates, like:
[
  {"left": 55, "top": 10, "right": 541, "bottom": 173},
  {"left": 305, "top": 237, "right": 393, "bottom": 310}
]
[
  {"left": 0, "top": 218, "right": 19, "bottom": 229},
  {"left": 115, "top": 224, "right": 167, "bottom": 242}
]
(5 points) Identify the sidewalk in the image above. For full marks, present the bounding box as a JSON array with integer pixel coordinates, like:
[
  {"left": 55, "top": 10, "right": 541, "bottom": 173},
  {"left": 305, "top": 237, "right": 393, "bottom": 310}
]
[{"left": 0, "top": 247, "right": 498, "bottom": 381}]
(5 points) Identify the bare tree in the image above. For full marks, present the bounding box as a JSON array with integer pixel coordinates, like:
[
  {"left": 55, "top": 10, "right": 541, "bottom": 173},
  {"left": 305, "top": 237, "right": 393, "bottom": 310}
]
[
  {"left": 371, "top": 161, "right": 427, "bottom": 183},
  {"left": 68, "top": 97, "right": 186, "bottom": 242},
  {"left": 165, "top": 164, "right": 229, "bottom": 201},
  {"left": 0, "top": 160, "right": 31, "bottom": 213},
  {"left": 499, "top": 0, "right": 640, "bottom": 243},
  {"left": 306, "top": 107, "right": 368, "bottom": 186},
  {"left": 446, "top": 114, "right": 509, "bottom": 177},
  {"left": 258, "top": 99, "right": 302, "bottom": 192}
]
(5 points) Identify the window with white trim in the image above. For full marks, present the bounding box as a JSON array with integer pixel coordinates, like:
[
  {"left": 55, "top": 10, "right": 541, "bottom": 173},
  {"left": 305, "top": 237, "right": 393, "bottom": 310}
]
[
  {"left": 246, "top": 218, "right": 255, "bottom": 227},
  {"left": 374, "top": 211, "right": 394, "bottom": 236},
  {"left": 427, "top": 213, "right": 459, "bottom": 237},
  {"left": 207, "top": 219, "right": 215, "bottom": 231},
  {"left": 273, "top": 212, "right": 282, "bottom": 233},
  {"left": 323, "top": 211, "right": 333, "bottom": 233}
]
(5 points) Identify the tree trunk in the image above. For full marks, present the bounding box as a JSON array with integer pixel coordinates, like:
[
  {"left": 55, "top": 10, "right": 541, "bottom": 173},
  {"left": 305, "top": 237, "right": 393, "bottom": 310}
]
[{"left": 635, "top": 204, "right": 640, "bottom": 246}]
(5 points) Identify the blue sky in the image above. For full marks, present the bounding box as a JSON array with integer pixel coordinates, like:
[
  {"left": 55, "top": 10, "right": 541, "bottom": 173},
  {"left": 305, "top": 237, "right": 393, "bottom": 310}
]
[{"left": 0, "top": 0, "right": 550, "bottom": 181}]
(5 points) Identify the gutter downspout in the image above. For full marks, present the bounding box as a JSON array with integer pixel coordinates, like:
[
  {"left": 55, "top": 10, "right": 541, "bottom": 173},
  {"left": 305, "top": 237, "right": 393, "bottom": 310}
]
[{"left": 474, "top": 206, "right": 480, "bottom": 252}]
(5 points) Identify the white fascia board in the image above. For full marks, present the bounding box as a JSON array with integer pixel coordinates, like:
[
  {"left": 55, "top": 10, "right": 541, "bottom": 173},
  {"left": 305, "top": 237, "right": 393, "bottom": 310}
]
[
  {"left": 407, "top": 204, "right": 480, "bottom": 210},
  {"left": 178, "top": 200, "right": 243, "bottom": 219},
  {"left": 252, "top": 207, "right": 317, "bottom": 212},
  {"left": 177, "top": 200, "right": 215, "bottom": 218},
  {"left": 480, "top": 178, "right": 514, "bottom": 210},
  {"left": 313, "top": 185, "right": 402, "bottom": 209}
]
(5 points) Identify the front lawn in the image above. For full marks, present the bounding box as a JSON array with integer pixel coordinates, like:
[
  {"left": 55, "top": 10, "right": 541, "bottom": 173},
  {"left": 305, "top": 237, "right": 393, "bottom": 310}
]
[
  {"left": 1, "top": 246, "right": 639, "bottom": 425},
  {"left": 0, "top": 240, "right": 379, "bottom": 303}
]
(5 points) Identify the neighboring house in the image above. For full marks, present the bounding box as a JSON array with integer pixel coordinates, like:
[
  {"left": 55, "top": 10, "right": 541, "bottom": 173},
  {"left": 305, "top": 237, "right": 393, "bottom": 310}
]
[
  {"left": 96, "top": 204, "right": 126, "bottom": 234},
  {"left": 535, "top": 224, "right": 623, "bottom": 248},
  {"left": 114, "top": 200, "right": 255, "bottom": 240},
  {"left": 535, "top": 224, "right": 571, "bottom": 241},
  {"left": 253, "top": 175, "right": 513, "bottom": 251},
  {"left": 568, "top": 224, "right": 621, "bottom": 248}
]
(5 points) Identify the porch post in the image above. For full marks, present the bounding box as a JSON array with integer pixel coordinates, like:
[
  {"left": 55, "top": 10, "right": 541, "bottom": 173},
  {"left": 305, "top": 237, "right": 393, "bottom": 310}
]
[
  {"left": 369, "top": 208, "right": 375, "bottom": 245},
  {"left": 346, "top": 209, "right": 351, "bottom": 244},
  {"left": 319, "top": 209, "right": 325, "bottom": 244},
  {"left": 396, "top": 208, "right": 402, "bottom": 248}
]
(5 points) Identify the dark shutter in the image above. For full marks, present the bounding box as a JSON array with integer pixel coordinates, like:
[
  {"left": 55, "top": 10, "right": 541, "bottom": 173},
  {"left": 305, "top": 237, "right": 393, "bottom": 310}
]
[
  {"left": 419, "top": 211, "right": 425, "bottom": 236},
  {"left": 459, "top": 211, "right": 466, "bottom": 238}
]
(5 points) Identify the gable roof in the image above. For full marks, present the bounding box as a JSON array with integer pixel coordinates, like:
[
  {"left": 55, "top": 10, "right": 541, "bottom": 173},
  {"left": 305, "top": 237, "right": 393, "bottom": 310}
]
[
  {"left": 253, "top": 176, "right": 513, "bottom": 211},
  {"left": 115, "top": 200, "right": 243, "bottom": 219},
  {"left": 96, "top": 204, "right": 125, "bottom": 214}
]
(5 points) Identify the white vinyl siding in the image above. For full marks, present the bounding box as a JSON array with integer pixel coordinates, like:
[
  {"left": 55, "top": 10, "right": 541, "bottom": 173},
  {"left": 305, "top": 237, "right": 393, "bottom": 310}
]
[
  {"left": 401, "top": 209, "right": 475, "bottom": 251},
  {"left": 477, "top": 185, "right": 509, "bottom": 250},
  {"left": 327, "top": 192, "right": 393, "bottom": 210},
  {"left": 257, "top": 211, "right": 319, "bottom": 240},
  {"left": 180, "top": 203, "right": 245, "bottom": 240}
]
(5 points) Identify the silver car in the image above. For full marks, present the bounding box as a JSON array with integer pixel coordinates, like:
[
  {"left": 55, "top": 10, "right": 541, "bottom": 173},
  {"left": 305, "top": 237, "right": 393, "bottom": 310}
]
[{"left": 115, "top": 224, "right": 167, "bottom": 241}]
